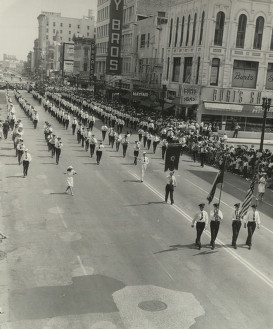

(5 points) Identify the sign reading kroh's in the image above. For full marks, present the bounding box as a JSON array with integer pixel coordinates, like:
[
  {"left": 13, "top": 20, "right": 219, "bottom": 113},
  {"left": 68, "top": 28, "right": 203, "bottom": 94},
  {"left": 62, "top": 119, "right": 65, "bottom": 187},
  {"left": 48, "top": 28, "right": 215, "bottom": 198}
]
[{"left": 106, "top": 0, "right": 124, "bottom": 75}]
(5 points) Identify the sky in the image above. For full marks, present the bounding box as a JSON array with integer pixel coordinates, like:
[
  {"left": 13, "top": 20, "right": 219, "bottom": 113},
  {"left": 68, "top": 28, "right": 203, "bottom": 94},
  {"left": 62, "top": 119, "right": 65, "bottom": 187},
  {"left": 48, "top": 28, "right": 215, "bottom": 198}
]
[{"left": 0, "top": 0, "right": 97, "bottom": 61}]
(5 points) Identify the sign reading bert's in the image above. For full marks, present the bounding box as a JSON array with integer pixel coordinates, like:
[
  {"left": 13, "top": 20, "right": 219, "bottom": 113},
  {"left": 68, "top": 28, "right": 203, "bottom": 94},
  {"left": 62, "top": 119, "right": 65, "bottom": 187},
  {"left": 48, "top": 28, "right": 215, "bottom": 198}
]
[{"left": 106, "top": 0, "right": 124, "bottom": 75}]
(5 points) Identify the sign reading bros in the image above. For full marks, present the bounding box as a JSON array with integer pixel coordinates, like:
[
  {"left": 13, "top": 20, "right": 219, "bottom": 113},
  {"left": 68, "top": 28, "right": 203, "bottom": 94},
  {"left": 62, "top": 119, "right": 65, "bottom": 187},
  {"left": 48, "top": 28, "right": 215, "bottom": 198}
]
[{"left": 106, "top": 0, "right": 124, "bottom": 75}]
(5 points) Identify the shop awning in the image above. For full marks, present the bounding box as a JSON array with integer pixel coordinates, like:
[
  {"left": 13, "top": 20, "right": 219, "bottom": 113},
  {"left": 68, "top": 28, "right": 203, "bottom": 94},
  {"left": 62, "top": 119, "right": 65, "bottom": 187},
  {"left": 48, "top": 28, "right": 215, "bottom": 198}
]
[
  {"left": 203, "top": 102, "right": 273, "bottom": 118},
  {"left": 140, "top": 99, "right": 156, "bottom": 108},
  {"left": 154, "top": 103, "right": 175, "bottom": 111}
]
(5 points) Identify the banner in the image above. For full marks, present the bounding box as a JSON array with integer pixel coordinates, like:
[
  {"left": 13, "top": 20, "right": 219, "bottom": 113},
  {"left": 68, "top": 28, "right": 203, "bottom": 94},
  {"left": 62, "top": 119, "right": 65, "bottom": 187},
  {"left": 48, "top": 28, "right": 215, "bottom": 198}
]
[
  {"left": 90, "top": 39, "right": 96, "bottom": 83},
  {"left": 106, "top": 0, "right": 124, "bottom": 75},
  {"left": 63, "top": 61, "right": 74, "bottom": 75},
  {"left": 164, "top": 144, "right": 182, "bottom": 172},
  {"left": 63, "top": 43, "right": 74, "bottom": 61},
  {"left": 207, "top": 169, "right": 224, "bottom": 204}
]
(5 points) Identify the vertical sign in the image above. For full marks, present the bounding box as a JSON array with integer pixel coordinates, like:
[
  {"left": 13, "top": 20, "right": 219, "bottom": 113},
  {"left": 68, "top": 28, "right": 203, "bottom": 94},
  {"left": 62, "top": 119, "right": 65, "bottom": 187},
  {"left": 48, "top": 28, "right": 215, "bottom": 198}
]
[
  {"left": 106, "top": 0, "right": 124, "bottom": 75},
  {"left": 90, "top": 39, "right": 96, "bottom": 83}
]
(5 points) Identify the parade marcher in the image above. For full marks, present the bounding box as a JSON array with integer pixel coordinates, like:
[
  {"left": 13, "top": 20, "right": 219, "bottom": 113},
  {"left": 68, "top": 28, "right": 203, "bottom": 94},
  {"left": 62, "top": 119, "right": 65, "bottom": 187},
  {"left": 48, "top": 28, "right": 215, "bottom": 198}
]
[
  {"left": 17, "top": 139, "right": 25, "bottom": 165},
  {"left": 101, "top": 124, "right": 108, "bottom": 141},
  {"left": 115, "top": 133, "right": 122, "bottom": 152},
  {"left": 257, "top": 172, "right": 267, "bottom": 202},
  {"left": 191, "top": 203, "right": 209, "bottom": 249},
  {"left": 89, "top": 134, "right": 97, "bottom": 158},
  {"left": 209, "top": 203, "right": 223, "bottom": 250},
  {"left": 71, "top": 117, "right": 78, "bottom": 135},
  {"left": 133, "top": 141, "right": 141, "bottom": 165},
  {"left": 22, "top": 149, "right": 32, "bottom": 177},
  {"left": 138, "top": 128, "right": 144, "bottom": 142},
  {"left": 121, "top": 134, "right": 129, "bottom": 158},
  {"left": 55, "top": 137, "right": 63, "bottom": 165},
  {"left": 244, "top": 204, "right": 261, "bottom": 250},
  {"left": 165, "top": 171, "right": 177, "bottom": 205},
  {"left": 152, "top": 134, "right": 160, "bottom": 153},
  {"left": 33, "top": 111, "right": 39, "bottom": 129},
  {"left": 2, "top": 120, "right": 10, "bottom": 139},
  {"left": 231, "top": 203, "right": 242, "bottom": 249},
  {"left": 140, "top": 151, "right": 149, "bottom": 182},
  {"left": 96, "top": 141, "right": 104, "bottom": 165},
  {"left": 161, "top": 139, "right": 168, "bottom": 160},
  {"left": 64, "top": 166, "right": 77, "bottom": 196}
]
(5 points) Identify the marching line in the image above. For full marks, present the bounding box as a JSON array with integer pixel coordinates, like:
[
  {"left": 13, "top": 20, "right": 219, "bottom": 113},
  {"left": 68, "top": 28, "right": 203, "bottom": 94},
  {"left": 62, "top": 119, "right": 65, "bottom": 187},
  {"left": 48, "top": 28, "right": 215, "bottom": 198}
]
[
  {"left": 77, "top": 255, "right": 87, "bottom": 275},
  {"left": 129, "top": 171, "right": 273, "bottom": 290}
]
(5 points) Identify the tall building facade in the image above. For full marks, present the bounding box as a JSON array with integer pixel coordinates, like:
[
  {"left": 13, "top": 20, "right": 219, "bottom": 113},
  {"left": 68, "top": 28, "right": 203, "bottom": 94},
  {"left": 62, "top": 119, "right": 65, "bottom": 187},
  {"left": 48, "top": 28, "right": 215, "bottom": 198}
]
[
  {"left": 36, "top": 10, "right": 95, "bottom": 75},
  {"left": 164, "top": 0, "right": 273, "bottom": 134}
]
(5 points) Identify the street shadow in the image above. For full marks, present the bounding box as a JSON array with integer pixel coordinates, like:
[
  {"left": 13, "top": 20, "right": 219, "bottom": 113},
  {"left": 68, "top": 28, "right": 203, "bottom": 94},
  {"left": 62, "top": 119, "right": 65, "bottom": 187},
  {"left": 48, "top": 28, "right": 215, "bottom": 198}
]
[
  {"left": 109, "top": 155, "right": 122, "bottom": 157},
  {"left": 124, "top": 201, "right": 165, "bottom": 207},
  {"left": 40, "top": 163, "right": 56, "bottom": 165},
  {"left": 4, "top": 163, "right": 17, "bottom": 166},
  {"left": 6, "top": 175, "right": 23, "bottom": 178},
  {"left": 37, "top": 156, "right": 50, "bottom": 158},
  {"left": 182, "top": 159, "right": 194, "bottom": 162},
  {"left": 0, "top": 147, "right": 12, "bottom": 151},
  {"left": 120, "top": 163, "right": 134, "bottom": 166},
  {"left": 106, "top": 150, "right": 116, "bottom": 152},
  {"left": 50, "top": 192, "right": 67, "bottom": 195},
  {"left": 83, "top": 163, "right": 98, "bottom": 165},
  {"left": 123, "top": 179, "right": 141, "bottom": 183},
  {"left": 0, "top": 154, "right": 16, "bottom": 157},
  {"left": 151, "top": 157, "right": 162, "bottom": 160}
]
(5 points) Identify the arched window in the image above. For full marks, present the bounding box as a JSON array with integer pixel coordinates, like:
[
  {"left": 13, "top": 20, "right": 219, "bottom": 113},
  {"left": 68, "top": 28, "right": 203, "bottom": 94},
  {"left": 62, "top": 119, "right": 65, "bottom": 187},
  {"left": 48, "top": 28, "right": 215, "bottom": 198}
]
[
  {"left": 192, "top": 13, "right": 197, "bottom": 45},
  {"left": 180, "top": 16, "right": 185, "bottom": 46},
  {"left": 174, "top": 17, "right": 179, "bottom": 47},
  {"left": 210, "top": 58, "right": 220, "bottom": 86},
  {"left": 253, "top": 16, "right": 264, "bottom": 49},
  {"left": 169, "top": 18, "right": 173, "bottom": 47},
  {"left": 199, "top": 11, "right": 205, "bottom": 45},
  {"left": 186, "top": 14, "right": 191, "bottom": 46},
  {"left": 214, "top": 11, "right": 225, "bottom": 46},
  {"left": 236, "top": 14, "right": 247, "bottom": 48}
]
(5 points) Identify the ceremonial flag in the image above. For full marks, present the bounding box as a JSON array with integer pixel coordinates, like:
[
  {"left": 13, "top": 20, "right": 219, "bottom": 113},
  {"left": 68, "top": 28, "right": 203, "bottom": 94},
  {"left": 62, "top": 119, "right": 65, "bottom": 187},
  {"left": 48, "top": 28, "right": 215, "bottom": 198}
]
[
  {"left": 164, "top": 144, "right": 181, "bottom": 172},
  {"left": 207, "top": 169, "right": 224, "bottom": 204},
  {"left": 239, "top": 179, "right": 255, "bottom": 218}
]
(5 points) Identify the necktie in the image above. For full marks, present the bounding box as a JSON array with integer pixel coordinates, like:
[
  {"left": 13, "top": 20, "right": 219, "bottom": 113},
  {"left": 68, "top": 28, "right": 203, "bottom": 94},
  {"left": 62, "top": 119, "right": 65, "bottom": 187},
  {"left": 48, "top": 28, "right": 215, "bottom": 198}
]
[
  {"left": 200, "top": 211, "right": 203, "bottom": 221},
  {"left": 253, "top": 211, "right": 255, "bottom": 221},
  {"left": 215, "top": 210, "right": 218, "bottom": 221}
]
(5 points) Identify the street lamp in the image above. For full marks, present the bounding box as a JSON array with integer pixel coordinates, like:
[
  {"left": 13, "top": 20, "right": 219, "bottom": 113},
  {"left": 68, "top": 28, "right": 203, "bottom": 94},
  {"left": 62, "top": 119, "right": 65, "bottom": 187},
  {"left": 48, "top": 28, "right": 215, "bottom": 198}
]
[{"left": 259, "top": 97, "right": 271, "bottom": 152}]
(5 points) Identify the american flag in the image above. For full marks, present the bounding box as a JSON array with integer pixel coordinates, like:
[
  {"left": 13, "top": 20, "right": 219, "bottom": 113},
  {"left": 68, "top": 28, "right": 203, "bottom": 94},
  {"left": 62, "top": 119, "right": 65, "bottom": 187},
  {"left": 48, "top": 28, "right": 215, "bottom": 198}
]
[{"left": 239, "top": 179, "right": 256, "bottom": 218}]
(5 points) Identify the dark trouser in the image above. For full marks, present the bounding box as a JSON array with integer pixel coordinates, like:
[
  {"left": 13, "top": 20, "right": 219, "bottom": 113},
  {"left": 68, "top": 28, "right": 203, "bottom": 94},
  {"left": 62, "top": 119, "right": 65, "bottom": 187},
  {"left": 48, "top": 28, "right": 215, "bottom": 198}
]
[
  {"left": 165, "top": 184, "right": 174, "bottom": 204},
  {"left": 72, "top": 124, "right": 76, "bottom": 135},
  {"left": 153, "top": 141, "right": 159, "bottom": 153},
  {"left": 51, "top": 145, "right": 56, "bottom": 157},
  {"left": 23, "top": 160, "right": 29, "bottom": 176},
  {"left": 96, "top": 150, "right": 102, "bottom": 164},
  {"left": 233, "top": 129, "right": 238, "bottom": 138},
  {"left": 65, "top": 120, "right": 69, "bottom": 129},
  {"left": 81, "top": 136, "right": 85, "bottom": 147},
  {"left": 89, "top": 121, "right": 94, "bottom": 130},
  {"left": 18, "top": 150, "right": 23, "bottom": 164},
  {"left": 3, "top": 130, "right": 8, "bottom": 139},
  {"left": 196, "top": 222, "right": 206, "bottom": 247},
  {"left": 246, "top": 222, "right": 256, "bottom": 246},
  {"left": 210, "top": 221, "right": 220, "bottom": 247},
  {"left": 200, "top": 153, "right": 206, "bottom": 167},
  {"left": 55, "top": 148, "right": 61, "bottom": 164},
  {"left": 232, "top": 220, "right": 241, "bottom": 246},
  {"left": 134, "top": 150, "right": 139, "bottom": 165},
  {"left": 193, "top": 151, "right": 197, "bottom": 162},
  {"left": 116, "top": 141, "right": 120, "bottom": 152},
  {"left": 143, "top": 136, "right": 147, "bottom": 148},
  {"left": 138, "top": 134, "right": 142, "bottom": 142},
  {"left": 33, "top": 120, "right": 38, "bottom": 129},
  {"left": 147, "top": 139, "right": 151, "bottom": 150},
  {"left": 122, "top": 144, "right": 128, "bottom": 157},
  {"left": 102, "top": 131, "right": 106, "bottom": 141},
  {"left": 162, "top": 146, "right": 166, "bottom": 160},
  {"left": 90, "top": 144, "right": 95, "bottom": 157},
  {"left": 85, "top": 140, "right": 89, "bottom": 152},
  {"left": 77, "top": 132, "right": 81, "bottom": 143}
]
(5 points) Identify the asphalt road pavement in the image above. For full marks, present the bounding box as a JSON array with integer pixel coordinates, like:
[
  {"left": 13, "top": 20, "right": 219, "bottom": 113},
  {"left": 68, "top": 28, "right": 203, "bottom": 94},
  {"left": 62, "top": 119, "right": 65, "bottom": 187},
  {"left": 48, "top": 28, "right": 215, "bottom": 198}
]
[{"left": 0, "top": 91, "right": 273, "bottom": 329}]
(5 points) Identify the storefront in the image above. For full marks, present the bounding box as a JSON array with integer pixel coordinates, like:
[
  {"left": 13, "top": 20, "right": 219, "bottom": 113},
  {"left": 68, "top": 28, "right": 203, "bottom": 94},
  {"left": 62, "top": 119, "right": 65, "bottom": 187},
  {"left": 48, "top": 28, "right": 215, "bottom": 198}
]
[{"left": 200, "top": 87, "right": 273, "bottom": 133}]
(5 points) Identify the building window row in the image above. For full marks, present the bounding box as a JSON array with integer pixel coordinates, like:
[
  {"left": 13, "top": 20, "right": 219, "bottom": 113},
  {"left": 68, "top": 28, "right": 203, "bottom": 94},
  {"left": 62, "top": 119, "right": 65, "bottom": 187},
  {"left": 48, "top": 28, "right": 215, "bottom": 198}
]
[
  {"left": 97, "top": 5, "right": 110, "bottom": 22},
  {"left": 138, "top": 33, "right": 150, "bottom": 48},
  {"left": 98, "top": 0, "right": 108, "bottom": 6},
  {"left": 97, "top": 24, "right": 109, "bottom": 38},
  {"left": 169, "top": 11, "right": 205, "bottom": 48},
  {"left": 96, "top": 42, "right": 108, "bottom": 55},
  {"left": 123, "top": 6, "right": 134, "bottom": 24}
]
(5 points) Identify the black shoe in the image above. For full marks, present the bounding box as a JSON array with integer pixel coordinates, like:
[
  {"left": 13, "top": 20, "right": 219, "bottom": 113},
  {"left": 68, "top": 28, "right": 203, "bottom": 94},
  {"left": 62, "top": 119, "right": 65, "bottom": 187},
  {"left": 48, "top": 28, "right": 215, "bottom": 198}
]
[
  {"left": 248, "top": 245, "right": 251, "bottom": 250},
  {"left": 234, "top": 245, "right": 237, "bottom": 249}
]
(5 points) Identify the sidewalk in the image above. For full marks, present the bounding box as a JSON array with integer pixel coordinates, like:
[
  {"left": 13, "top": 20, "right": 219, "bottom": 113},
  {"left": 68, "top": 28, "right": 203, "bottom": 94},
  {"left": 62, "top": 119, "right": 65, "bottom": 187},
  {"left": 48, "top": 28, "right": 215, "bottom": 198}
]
[{"left": 227, "top": 137, "right": 273, "bottom": 148}]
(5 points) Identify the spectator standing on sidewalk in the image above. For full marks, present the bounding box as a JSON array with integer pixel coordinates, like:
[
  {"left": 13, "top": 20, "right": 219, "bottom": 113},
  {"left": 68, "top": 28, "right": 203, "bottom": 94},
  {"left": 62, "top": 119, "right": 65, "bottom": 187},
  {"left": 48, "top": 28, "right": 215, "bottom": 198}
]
[{"left": 233, "top": 123, "right": 240, "bottom": 138}]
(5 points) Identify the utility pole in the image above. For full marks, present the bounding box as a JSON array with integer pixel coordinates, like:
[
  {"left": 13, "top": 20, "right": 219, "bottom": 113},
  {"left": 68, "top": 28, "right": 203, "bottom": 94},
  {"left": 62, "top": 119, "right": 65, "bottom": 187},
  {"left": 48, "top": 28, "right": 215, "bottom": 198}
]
[
  {"left": 259, "top": 97, "right": 271, "bottom": 152},
  {"left": 119, "top": 78, "right": 122, "bottom": 101},
  {"left": 161, "top": 84, "right": 166, "bottom": 112}
]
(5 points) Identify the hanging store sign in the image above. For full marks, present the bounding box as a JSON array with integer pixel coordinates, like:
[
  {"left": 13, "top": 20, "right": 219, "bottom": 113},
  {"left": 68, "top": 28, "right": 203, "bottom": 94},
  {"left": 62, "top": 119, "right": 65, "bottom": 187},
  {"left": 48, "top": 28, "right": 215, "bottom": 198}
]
[
  {"left": 106, "top": 0, "right": 124, "bottom": 75},
  {"left": 180, "top": 84, "right": 200, "bottom": 105}
]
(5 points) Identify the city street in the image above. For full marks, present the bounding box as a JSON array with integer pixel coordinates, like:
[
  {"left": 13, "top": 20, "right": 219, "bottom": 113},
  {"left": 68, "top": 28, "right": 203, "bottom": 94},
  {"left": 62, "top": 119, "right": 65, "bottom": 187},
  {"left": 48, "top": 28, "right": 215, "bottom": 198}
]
[{"left": 0, "top": 90, "right": 273, "bottom": 329}]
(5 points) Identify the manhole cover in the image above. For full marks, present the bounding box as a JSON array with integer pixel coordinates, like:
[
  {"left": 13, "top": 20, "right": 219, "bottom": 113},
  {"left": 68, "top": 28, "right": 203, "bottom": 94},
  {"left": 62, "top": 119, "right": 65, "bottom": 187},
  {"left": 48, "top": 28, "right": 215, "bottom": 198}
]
[{"left": 138, "top": 300, "right": 167, "bottom": 312}]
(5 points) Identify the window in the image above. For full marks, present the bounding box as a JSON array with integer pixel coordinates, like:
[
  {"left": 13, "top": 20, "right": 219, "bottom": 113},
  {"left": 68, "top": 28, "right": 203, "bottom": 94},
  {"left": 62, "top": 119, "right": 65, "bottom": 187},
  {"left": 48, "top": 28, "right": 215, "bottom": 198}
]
[
  {"left": 192, "top": 13, "right": 197, "bottom": 45},
  {"left": 210, "top": 58, "right": 220, "bottom": 86},
  {"left": 53, "top": 22, "right": 56, "bottom": 27},
  {"left": 183, "top": 57, "right": 192, "bottom": 83},
  {"left": 69, "top": 37, "right": 71, "bottom": 41},
  {"left": 139, "top": 59, "right": 143, "bottom": 73},
  {"left": 60, "top": 30, "right": 62, "bottom": 34},
  {"left": 87, "top": 33, "right": 90, "bottom": 37},
  {"left": 174, "top": 17, "right": 179, "bottom": 47},
  {"left": 266, "top": 63, "right": 273, "bottom": 89},
  {"left": 136, "top": 35, "right": 139, "bottom": 49},
  {"left": 199, "top": 11, "right": 205, "bottom": 45},
  {"left": 69, "top": 24, "right": 71, "bottom": 28},
  {"left": 46, "top": 28, "right": 49, "bottom": 33},
  {"left": 53, "top": 29, "right": 55, "bottom": 33},
  {"left": 84, "top": 63, "right": 88, "bottom": 71},
  {"left": 232, "top": 60, "right": 259, "bottom": 88},
  {"left": 196, "top": 56, "right": 200, "bottom": 84},
  {"left": 167, "top": 57, "right": 170, "bottom": 79},
  {"left": 214, "top": 11, "right": 225, "bottom": 46},
  {"left": 60, "top": 37, "right": 62, "bottom": 41},
  {"left": 172, "top": 57, "right": 181, "bottom": 82},
  {"left": 60, "top": 23, "right": 63, "bottom": 27},
  {"left": 78, "top": 25, "right": 80, "bottom": 29},
  {"left": 140, "top": 34, "right": 145, "bottom": 48},
  {"left": 69, "top": 31, "right": 71, "bottom": 35},
  {"left": 84, "top": 48, "right": 89, "bottom": 56},
  {"left": 180, "top": 16, "right": 184, "bottom": 46},
  {"left": 236, "top": 14, "right": 247, "bottom": 48},
  {"left": 270, "top": 29, "right": 273, "bottom": 50},
  {"left": 87, "top": 26, "right": 90, "bottom": 30},
  {"left": 147, "top": 33, "right": 150, "bottom": 47},
  {"left": 253, "top": 16, "right": 264, "bottom": 49},
  {"left": 169, "top": 18, "right": 173, "bottom": 47},
  {"left": 186, "top": 15, "right": 190, "bottom": 46}
]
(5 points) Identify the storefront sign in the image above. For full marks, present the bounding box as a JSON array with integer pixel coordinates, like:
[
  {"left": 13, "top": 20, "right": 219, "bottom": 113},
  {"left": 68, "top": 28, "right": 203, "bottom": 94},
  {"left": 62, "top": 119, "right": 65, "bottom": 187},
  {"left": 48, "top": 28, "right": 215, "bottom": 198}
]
[
  {"left": 63, "top": 43, "right": 74, "bottom": 61},
  {"left": 63, "top": 61, "right": 74, "bottom": 75},
  {"left": 90, "top": 39, "right": 96, "bottom": 83},
  {"left": 106, "top": 0, "right": 124, "bottom": 75},
  {"left": 132, "top": 91, "right": 149, "bottom": 97},
  {"left": 232, "top": 68, "right": 257, "bottom": 89},
  {"left": 180, "top": 84, "right": 200, "bottom": 105},
  {"left": 203, "top": 87, "right": 263, "bottom": 105}
]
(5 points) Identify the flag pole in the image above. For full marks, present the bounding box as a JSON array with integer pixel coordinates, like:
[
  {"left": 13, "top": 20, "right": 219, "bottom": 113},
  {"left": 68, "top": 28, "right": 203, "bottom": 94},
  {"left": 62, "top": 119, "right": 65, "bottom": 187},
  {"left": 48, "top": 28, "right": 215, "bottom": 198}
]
[{"left": 218, "top": 155, "right": 226, "bottom": 209}]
